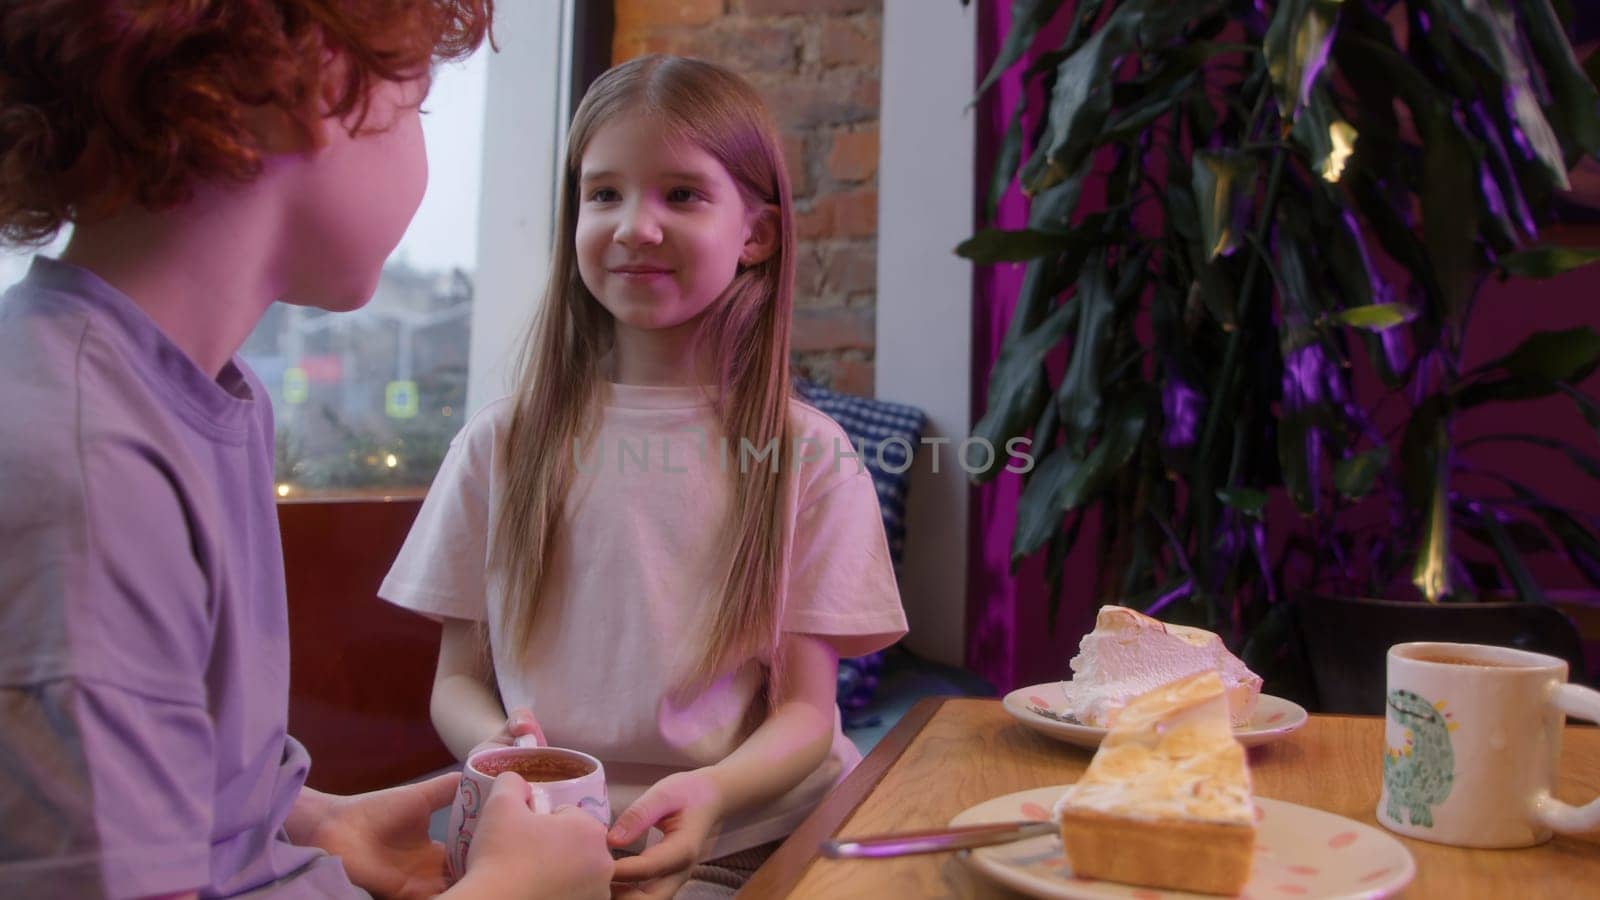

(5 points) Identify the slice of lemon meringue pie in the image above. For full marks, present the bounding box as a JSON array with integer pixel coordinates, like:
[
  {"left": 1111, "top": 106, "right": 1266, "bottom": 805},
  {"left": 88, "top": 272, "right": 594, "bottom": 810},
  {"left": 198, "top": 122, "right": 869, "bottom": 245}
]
[{"left": 1053, "top": 670, "right": 1256, "bottom": 896}]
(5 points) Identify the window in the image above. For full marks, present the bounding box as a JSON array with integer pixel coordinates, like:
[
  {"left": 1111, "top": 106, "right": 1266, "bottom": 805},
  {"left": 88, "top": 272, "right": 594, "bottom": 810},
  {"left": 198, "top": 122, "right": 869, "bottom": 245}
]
[
  {"left": 0, "top": 230, "right": 69, "bottom": 296},
  {"left": 1, "top": 1, "right": 582, "bottom": 500},
  {"left": 241, "top": 50, "right": 491, "bottom": 498}
]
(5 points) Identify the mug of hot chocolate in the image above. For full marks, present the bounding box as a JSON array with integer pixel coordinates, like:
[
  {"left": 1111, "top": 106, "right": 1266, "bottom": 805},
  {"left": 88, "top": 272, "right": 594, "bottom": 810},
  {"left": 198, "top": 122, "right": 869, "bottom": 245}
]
[
  {"left": 1378, "top": 641, "right": 1600, "bottom": 848},
  {"left": 445, "top": 744, "right": 611, "bottom": 881}
]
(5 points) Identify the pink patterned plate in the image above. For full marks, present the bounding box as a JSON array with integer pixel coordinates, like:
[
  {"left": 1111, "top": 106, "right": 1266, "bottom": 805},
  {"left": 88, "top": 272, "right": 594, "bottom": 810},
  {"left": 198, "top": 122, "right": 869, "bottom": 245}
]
[
  {"left": 951, "top": 788, "right": 1414, "bottom": 900},
  {"left": 1003, "top": 684, "right": 1308, "bottom": 750}
]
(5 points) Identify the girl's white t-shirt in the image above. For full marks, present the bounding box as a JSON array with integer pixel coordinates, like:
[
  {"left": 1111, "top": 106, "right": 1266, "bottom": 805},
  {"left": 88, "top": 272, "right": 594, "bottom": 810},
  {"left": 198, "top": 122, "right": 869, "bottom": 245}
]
[{"left": 379, "top": 383, "right": 908, "bottom": 857}]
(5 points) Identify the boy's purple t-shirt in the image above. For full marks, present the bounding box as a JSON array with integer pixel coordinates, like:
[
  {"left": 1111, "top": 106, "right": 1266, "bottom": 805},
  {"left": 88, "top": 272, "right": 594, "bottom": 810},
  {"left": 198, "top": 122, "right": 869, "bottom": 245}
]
[{"left": 0, "top": 258, "right": 362, "bottom": 898}]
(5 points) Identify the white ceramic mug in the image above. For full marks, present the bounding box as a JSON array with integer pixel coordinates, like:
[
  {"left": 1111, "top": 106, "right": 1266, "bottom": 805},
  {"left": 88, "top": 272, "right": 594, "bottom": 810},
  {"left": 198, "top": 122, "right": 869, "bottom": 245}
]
[
  {"left": 445, "top": 745, "right": 611, "bottom": 881},
  {"left": 1377, "top": 641, "right": 1600, "bottom": 848}
]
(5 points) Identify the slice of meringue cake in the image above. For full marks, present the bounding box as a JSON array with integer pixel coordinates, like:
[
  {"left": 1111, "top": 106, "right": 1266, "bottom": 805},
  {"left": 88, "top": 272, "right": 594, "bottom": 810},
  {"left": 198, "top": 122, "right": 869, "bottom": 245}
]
[{"left": 1052, "top": 670, "right": 1256, "bottom": 896}]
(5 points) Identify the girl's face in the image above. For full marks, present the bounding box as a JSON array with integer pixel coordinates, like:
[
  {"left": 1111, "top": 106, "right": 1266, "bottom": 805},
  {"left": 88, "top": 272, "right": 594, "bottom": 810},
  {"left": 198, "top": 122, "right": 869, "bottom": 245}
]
[{"left": 575, "top": 114, "right": 766, "bottom": 336}]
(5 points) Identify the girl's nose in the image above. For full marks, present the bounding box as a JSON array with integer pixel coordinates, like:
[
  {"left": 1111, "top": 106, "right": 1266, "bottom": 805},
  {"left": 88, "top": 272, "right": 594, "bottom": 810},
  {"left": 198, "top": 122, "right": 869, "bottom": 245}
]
[{"left": 614, "top": 202, "right": 663, "bottom": 247}]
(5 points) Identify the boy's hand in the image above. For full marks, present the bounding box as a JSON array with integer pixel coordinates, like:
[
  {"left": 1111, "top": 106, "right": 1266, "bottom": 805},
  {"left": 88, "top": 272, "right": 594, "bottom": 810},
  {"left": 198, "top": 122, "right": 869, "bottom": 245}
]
[
  {"left": 461, "top": 773, "right": 613, "bottom": 900},
  {"left": 467, "top": 706, "right": 545, "bottom": 759},
  {"left": 607, "top": 770, "right": 724, "bottom": 899},
  {"left": 299, "top": 772, "right": 459, "bottom": 900}
]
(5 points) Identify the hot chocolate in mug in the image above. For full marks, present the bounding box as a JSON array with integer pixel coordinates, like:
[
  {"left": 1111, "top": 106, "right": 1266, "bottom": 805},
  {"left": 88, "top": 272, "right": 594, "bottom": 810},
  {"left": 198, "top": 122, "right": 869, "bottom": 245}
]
[
  {"left": 445, "top": 744, "right": 611, "bottom": 881},
  {"left": 1378, "top": 641, "right": 1600, "bottom": 848}
]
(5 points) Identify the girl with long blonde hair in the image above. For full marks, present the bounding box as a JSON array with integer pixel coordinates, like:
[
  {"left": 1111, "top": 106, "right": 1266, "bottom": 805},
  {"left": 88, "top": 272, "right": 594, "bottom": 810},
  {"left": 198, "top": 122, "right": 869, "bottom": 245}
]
[{"left": 382, "top": 55, "right": 906, "bottom": 895}]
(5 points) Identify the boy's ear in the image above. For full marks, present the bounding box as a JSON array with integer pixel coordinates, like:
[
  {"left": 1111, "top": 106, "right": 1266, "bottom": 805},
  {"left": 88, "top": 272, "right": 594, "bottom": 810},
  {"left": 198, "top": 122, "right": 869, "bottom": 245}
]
[
  {"left": 240, "top": 48, "right": 348, "bottom": 154},
  {"left": 740, "top": 204, "right": 781, "bottom": 267}
]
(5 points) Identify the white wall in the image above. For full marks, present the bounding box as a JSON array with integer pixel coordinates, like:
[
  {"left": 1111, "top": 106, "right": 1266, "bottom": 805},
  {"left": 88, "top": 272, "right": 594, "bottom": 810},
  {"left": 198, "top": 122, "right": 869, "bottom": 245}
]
[
  {"left": 466, "top": 0, "right": 570, "bottom": 414},
  {"left": 877, "top": 0, "right": 976, "bottom": 667}
]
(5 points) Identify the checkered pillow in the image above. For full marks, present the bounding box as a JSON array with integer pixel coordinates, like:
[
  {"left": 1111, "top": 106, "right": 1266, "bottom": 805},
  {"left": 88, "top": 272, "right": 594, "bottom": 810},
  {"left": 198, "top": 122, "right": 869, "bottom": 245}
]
[{"left": 794, "top": 379, "right": 925, "bottom": 566}]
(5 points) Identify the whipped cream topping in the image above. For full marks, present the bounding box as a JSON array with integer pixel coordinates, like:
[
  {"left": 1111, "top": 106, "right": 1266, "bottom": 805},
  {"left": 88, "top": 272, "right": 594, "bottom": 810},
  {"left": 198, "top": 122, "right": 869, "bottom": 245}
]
[
  {"left": 1054, "top": 671, "right": 1254, "bottom": 825},
  {"left": 1060, "top": 605, "right": 1262, "bottom": 727}
]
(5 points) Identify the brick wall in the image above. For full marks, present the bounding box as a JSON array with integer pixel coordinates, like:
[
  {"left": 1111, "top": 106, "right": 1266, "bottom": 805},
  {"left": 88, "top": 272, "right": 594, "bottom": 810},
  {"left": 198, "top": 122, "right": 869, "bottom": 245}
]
[{"left": 612, "top": 0, "right": 882, "bottom": 396}]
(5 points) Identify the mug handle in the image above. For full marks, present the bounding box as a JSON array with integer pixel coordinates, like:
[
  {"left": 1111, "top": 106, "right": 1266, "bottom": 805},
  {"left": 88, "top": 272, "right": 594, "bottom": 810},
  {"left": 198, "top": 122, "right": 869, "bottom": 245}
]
[
  {"left": 530, "top": 785, "right": 551, "bottom": 815},
  {"left": 1531, "top": 682, "right": 1600, "bottom": 833}
]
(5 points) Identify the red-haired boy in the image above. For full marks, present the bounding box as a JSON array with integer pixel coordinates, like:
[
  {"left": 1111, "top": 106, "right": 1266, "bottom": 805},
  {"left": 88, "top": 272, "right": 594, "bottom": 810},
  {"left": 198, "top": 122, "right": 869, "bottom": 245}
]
[{"left": 0, "top": 3, "right": 612, "bottom": 898}]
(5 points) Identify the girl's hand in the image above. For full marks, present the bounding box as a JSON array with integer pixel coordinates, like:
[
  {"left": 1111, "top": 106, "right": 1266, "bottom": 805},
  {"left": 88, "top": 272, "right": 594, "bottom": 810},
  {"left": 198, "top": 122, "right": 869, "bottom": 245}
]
[
  {"left": 460, "top": 772, "right": 614, "bottom": 900},
  {"left": 606, "top": 770, "right": 724, "bottom": 898},
  {"left": 466, "top": 706, "right": 545, "bottom": 759}
]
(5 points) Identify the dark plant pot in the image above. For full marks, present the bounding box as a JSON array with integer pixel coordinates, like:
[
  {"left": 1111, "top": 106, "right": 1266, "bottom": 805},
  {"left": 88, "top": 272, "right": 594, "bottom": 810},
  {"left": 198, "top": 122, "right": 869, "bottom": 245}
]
[{"left": 1291, "top": 597, "right": 1588, "bottom": 715}]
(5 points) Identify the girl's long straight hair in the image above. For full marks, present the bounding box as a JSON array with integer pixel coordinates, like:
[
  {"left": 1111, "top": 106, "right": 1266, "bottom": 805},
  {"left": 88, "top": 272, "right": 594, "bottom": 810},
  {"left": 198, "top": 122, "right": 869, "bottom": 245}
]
[{"left": 492, "top": 55, "right": 797, "bottom": 693}]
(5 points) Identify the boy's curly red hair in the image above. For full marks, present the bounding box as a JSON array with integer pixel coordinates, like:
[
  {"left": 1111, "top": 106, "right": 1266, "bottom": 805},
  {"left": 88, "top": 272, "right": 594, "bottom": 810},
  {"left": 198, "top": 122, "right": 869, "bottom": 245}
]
[{"left": 0, "top": 1, "right": 493, "bottom": 244}]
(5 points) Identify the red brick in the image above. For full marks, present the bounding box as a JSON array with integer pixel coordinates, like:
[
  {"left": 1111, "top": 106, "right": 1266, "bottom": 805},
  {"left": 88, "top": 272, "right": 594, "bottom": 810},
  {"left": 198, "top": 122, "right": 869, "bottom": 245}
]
[
  {"left": 738, "top": 0, "right": 877, "bottom": 14},
  {"left": 825, "top": 127, "right": 878, "bottom": 182},
  {"left": 762, "top": 75, "right": 878, "bottom": 129},
  {"left": 796, "top": 239, "right": 876, "bottom": 301},
  {"left": 820, "top": 18, "right": 878, "bottom": 68},
  {"left": 831, "top": 189, "right": 877, "bottom": 238},
  {"left": 615, "top": 0, "right": 725, "bottom": 30},
  {"left": 781, "top": 132, "right": 811, "bottom": 197},
  {"left": 793, "top": 189, "right": 876, "bottom": 241},
  {"left": 826, "top": 240, "right": 877, "bottom": 296},
  {"left": 795, "top": 197, "right": 833, "bottom": 241},
  {"left": 698, "top": 24, "right": 801, "bottom": 72},
  {"left": 833, "top": 241, "right": 877, "bottom": 295},
  {"left": 791, "top": 307, "right": 875, "bottom": 352},
  {"left": 611, "top": 32, "right": 690, "bottom": 64}
]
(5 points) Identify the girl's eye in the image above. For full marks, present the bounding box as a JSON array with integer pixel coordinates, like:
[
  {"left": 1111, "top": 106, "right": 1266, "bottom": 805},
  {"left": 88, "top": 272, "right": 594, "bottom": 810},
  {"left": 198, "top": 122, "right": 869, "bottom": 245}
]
[
  {"left": 667, "top": 187, "right": 703, "bottom": 203},
  {"left": 588, "top": 188, "right": 620, "bottom": 203}
]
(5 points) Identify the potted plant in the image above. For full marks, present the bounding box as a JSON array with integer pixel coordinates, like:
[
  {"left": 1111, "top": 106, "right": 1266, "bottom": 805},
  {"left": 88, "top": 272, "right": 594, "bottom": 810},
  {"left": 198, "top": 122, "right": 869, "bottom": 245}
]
[{"left": 960, "top": 0, "right": 1600, "bottom": 690}]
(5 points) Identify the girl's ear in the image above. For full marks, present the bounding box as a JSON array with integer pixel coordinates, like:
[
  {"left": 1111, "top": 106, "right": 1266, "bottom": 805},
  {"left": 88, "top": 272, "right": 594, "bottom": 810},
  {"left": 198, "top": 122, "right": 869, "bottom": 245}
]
[{"left": 740, "top": 204, "right": 781, "bottom": 267}]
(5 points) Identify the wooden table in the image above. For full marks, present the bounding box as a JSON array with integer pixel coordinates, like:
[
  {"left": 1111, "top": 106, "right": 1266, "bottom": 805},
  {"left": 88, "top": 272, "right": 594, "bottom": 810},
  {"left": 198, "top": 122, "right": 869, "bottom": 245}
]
[{"left": 745, "top": 698, "right": 1600, "bottom": 898}]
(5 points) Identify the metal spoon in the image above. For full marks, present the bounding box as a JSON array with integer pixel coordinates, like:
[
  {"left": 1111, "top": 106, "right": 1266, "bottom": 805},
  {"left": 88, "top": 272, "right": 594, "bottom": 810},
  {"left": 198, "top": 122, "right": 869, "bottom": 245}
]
[{"left": 820, "top": 820, "right": 1057, "bottom": 858}]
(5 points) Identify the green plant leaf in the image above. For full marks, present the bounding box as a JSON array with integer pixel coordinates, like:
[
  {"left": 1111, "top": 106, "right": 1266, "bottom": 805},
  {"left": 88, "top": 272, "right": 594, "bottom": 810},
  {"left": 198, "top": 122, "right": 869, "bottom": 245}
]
[
  {"left": 1332, "top": 304, "right": 1418, "bottom": 332},
  {"left": 1264, "top": 0, "right": 1342, "bottom": 122},
  {"left": 1480, "top": 476, "right": 1600, "bottom": 589},
  {"left": 1333, "top": 446, "right": 1389, "bottom": 499},
  {"left": 1466, "top": 433, "right": 1600, "bottom": 481},
  {"left": 1519, "top": 0, "right": 1600, "bottom": 156},
  {"left": 976, "top": 0, "right": 1067, "bottom": 100},
  {"left": 1192, "top": 150, "right": 1258, "bottom": 261},
  {"left": 1291, "top": 86, "right": 1357, "bottom": 183},
  {"left": 1348, "top": 171, "right": 1446, "bottom": 320},
  {"left": 1056, "top": 250, "right": 1116, "bottom": 448},
  {"left": 1044, "top": 510, "right": 1085, "bottom": 630},
  {"left": 1535, "top": 505, "right": 1600, "bottom": 589},
  {"left": 1274, "top": 216, "right": 1321, "bottom": 321},
  {"left": 1400, "top": 395, "right": 1448, "bottom": 516},
  {"left": 971, "top": 251, "right": 1083, "bottom": 475},
  {"left": 1021, "top": 18, "right": 1123, "bottom": 192},
  {"left": 1412, "top": 437, "right": 1453, "bottom": 603},
  {"left": 1026, "top": 170, "right": 1086, "bottom": 235},
  {"left": 1499, "top": 246, "right": 1600, "bottom": 279},
  {"left": 972, "top": 295, "right": 1078, "bottom": 483},
  {"left": 986, "top": 100, "right": 1026, "bottom": 221},
  {"left": 1420, "top": 117, "right": 1482, "bottom": 329},
  {"left": 1058, "top": 392, "right": 1150, "bottom": 511},
  {"left": 1457, "top": 0, "right": 1572, "bottom": 188},
  {"left": 1013, "top": 445, "right": 1084, "bottom": 563},
  {"left": 1022, "top": 0, "right": 1223, "bottom": 193},
  {"left": 1559, "top": 382, "right": 1600, "bottom": 440},
  {"left": 1216, "top": 487, "right": 1268, "bottom": 518},
  {"left": 1478, "top": 509, "right": 1548, "bottom": 603},
  {"left": 1499, "top": 326, "right": 1600, "bottom": 384},
  {"left": 954, "top": 228, "right": 1065, "bottom": 263},
  {"left": 1277, "top": 414, "right": 1314, "bottom": 514}
]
